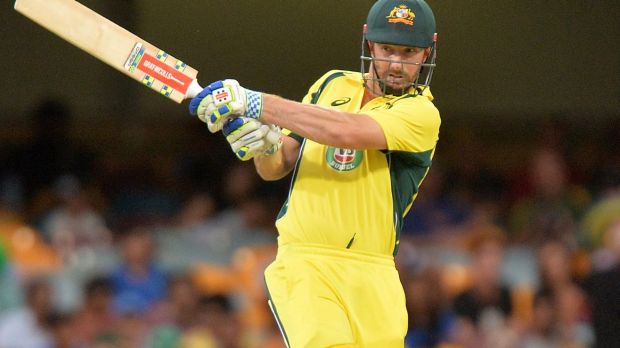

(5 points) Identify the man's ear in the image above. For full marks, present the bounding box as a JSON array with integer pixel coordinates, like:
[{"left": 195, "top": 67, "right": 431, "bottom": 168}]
[{"left": 423, "top": 47, "right": 432, "bottom": 60}]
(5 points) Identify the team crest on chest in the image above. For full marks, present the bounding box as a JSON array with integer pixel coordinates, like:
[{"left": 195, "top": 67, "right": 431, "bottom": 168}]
[{"left": 326, "top": 147, "right": 364, "bottom": 172}]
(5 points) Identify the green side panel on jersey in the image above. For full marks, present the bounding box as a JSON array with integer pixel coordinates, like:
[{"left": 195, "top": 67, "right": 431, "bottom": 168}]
[
  {"left": 276, "top": 140, "right": 306, "bottom": 220},
  {"left": 277, "top": 71, "right": 346, "bottom": 220},
  {"left": 388, "top": 149, "right": 434, "bottom": 255}
]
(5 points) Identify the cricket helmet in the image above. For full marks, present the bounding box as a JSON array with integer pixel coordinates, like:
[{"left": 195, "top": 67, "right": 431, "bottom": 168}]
[{"left": 361, "top": 0, "right": 438, "bottom": 96}]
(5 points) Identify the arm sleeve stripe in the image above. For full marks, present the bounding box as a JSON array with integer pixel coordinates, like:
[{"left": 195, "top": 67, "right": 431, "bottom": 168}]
[{"left": 309, "top": 72, "right": 345, "bottom": 105}]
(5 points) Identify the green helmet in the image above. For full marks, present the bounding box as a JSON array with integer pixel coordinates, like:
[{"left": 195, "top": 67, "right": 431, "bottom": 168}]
[
  {"left": 360, "top": 0, "right": 438, "bottom": 96},
  {"left": 366, "top": 0, "right": 436, "bottom": 47}
]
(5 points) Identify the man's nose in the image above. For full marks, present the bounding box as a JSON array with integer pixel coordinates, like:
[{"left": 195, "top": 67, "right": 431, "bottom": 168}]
[{"left": 389, "top": 58, "right": 403, "bottom": 71}]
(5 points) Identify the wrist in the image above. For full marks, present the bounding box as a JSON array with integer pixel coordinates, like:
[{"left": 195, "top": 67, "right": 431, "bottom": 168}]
[{"left": 245, "top": 89, "right": 263, "bottom": 120}]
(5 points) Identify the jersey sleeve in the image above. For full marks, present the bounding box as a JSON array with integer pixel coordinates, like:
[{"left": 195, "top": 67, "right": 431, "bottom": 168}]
[
  {"left": 366, "top": 96, "right": 441, "bottom": 156},
  {"left": 285, "top": 70, "right": 346, "bottom": 143},
  {"left": 301, "top": 70, "right": 345, "bottom": 104}
]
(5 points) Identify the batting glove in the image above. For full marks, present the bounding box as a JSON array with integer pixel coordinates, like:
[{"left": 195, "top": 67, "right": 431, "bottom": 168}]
[
  {"left": 222, "top": 117, "right": 282, "bottom": 161},
  {"left": 188, "top": 79, "right": 263, "bottom": 133}
]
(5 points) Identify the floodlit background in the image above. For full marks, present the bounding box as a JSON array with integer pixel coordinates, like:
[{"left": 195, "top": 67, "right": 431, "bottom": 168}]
[{"left": 0, "top": 1, "right": 619, "bottom": 347}]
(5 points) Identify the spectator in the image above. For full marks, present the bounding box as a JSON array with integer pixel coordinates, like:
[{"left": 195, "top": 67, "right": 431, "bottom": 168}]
[
  {"left": 184, "top": 164, "right": 280, "bottom": 265},
  {"left": 403, "top": 266, "right": 455, "bottom": 348},
  {"left": 583, "top": 216, "right": 620, "bottom": 348},
  {"left": 0, "top": 240, "right": 20, "bottom": 311},
  {"left": 401, "top": 163, "right": 471, "bottom": 239},
  {"left": 0, "top": 219, "right": 62, "bottom": 276},
  {"left": 537, "top": 240, "right": 574, "bottom": 295},
  {"left": 221, "top": 162, "right": 261, "bottom": 209},
  {"left": 40, "top": 175, "right": 111, "bottom": 263},
  {"left": 153, "top": 191, "right": 219, "bottom": 272},
  {"left": 195, "top": 295, "right": 240, "bottom": 348},
  {"left": 508, "top": 147, "right": 589, "bottom": 247},
  {"left": 523, "top": 285, "right": 594, "bottom": 348},
  {"left": 580, "top": 194, "right": 620, "bottom": 268},
  {"left": 146, "top": 274, "right": 202, "bottom": 348},
  {"left": 5, "top": 99, "right": 97, "bottom": 215},
  {"left": 109, "top": 226, "right": 168, "bottom": 316},
  {"left": 72, "top": 277, "right": 118, "bottom": 345},
  {"left": 258, "top": 309, "right": 288, "bottom": 348},
  {"left": 112, "top": 305, "right": 149, "bottom": 348},
  {"left": 553, "top": 284, "right": 594, "bottom": 347},
  {"left": 0, "top": 277, "right": 54, "bottom": 347},
  {"left": 46, "top": 311, "right": 79, "bottom": 348},
  {"left": 451, "top": 225, "right": 515, "bottom": 346},
  {"left": 522, "top": 291, "right": 558, "bottom": 348},
  {"left": 172, "top": 191, "right": 217, "bottom": 230}
]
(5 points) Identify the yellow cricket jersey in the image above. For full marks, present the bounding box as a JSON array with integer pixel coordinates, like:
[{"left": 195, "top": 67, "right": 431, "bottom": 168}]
[{"left": 275, "top": 70, "right": 441, "bottom": 256}]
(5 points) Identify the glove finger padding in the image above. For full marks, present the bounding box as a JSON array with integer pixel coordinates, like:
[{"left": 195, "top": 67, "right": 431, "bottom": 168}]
[
  {"left": 222, "top": 117, "right": 282, "bottom": 161},
  {"left": 230, "top": 125, "right": 270, "bottom": 153},
  {"left": 188, "top": 86, "right": 212, "bottom": 116},
  {"left": 234, "top": 138, "right": 267, "bottom": 161},
  {"left": 196, "top": 94, "right": 218, "bottom": 126},
  {"left": 223, "top": 118, "right": 263, "bottom": 143}
]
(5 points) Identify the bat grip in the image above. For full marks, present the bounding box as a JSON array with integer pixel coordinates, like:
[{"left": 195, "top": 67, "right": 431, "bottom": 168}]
[
  {"left": 266, "top": 128, "right": 281, "bottom": 144},
  {"left": 186, "top": 79, "right": 203, "bottom": 99}
]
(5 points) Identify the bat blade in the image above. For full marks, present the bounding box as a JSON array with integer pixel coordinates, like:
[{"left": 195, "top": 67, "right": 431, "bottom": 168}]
[{"left": 14, "top": 0, "right": 202, "bottom": 103}]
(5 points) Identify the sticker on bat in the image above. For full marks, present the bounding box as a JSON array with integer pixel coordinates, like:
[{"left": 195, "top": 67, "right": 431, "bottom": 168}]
[
  {"left": 137, "top": 54, "right": 193, "bottom": 94},
  {"left": 124, "top": 43, "right": 145, "bottom": 72}
]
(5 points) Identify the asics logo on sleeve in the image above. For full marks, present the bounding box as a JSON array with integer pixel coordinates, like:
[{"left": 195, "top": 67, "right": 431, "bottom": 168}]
[{"left": 331, "top": 97, "right": 351, "bottom": 106}]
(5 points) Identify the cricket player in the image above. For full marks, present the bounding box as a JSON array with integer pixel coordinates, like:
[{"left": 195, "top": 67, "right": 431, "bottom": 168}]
[{"left": 190, "top": 0, "right": 439, "bottom": 346}]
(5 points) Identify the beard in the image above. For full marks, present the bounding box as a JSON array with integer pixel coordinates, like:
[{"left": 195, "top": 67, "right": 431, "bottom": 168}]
[
  {"left": 374, "top": 68, "right": 417, "bottom": 96},
  {"left": 377, "top": 79, "right": 411, "bottom": 96}
]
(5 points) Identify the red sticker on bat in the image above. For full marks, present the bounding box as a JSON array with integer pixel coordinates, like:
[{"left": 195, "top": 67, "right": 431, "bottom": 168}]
[{"left": 137, "top": 54, "right": 192, "bottom": 94}]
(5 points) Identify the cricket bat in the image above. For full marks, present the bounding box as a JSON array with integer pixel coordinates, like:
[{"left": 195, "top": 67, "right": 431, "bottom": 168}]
[
  {"left": 15, "top": 0, "right": 281, "bottom": 144},
  {"left": 14, "top": 0, "right": 202, "bottom": 103}
]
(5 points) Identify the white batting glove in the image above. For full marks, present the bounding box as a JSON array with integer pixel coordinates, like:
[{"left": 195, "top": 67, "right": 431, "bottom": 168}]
[
  {"left": 188, "top": 79, "right": 263, "bottom": 133},
  {"left": 222, "top": 117, "right": 282, "bottom": 161}
]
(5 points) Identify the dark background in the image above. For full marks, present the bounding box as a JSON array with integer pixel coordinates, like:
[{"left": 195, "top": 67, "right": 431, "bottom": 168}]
[
  {"left": 0, "top": 2, "right": 619, "bottom": 347},
  {"left": 0, "top": 0, "right": 618, "bottom": 198},
  {"left": 2, "top": 0, "right": 618, "bottom": 120}
]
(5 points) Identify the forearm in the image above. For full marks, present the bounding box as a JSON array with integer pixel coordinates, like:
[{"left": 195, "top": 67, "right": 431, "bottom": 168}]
[
  {"left": 254, "top": 150, "right": 286, "bottom": 181},
  {"left": 260, "top": 94, "right": 386, "bottom": 149}
]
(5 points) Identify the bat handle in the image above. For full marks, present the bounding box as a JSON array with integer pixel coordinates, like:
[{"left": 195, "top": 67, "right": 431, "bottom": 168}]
[
  {"left": 186, "top": 79, "right": 203, "bottom": 99},
  {"left": 266, "top": 129, "right": 281, "bottom": 144}
]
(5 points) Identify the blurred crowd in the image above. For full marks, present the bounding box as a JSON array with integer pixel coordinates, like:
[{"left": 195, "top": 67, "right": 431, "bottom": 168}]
[{"left": 0, "top": 100, "right": 619, "bottom": 348}]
